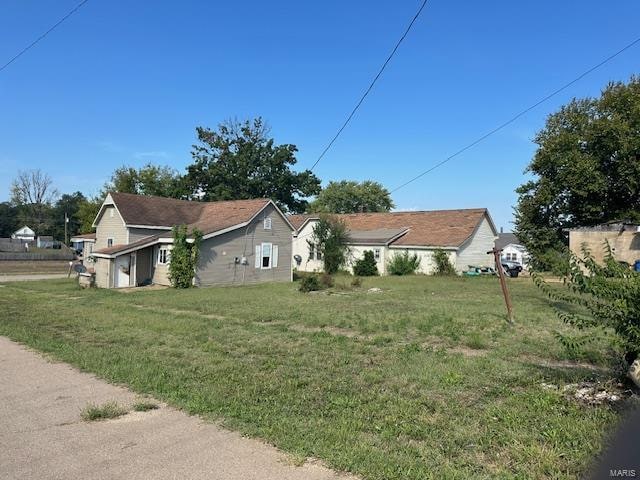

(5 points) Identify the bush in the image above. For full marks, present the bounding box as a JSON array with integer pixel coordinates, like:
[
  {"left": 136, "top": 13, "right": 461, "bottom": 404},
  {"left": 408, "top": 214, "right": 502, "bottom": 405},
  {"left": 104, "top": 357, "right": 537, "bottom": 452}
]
[
  {"left": 320, "top": 272, "right": 334, "bottom": 288},
  {"left": 168, "top": 225, "right": 203, "bottom": 288},
  {"left": 387, "top": 251, "right": 421, "bottom": 275},
  {"left": 299, "top": 275, "right": 321, "bottom": 292},
  {"left": 351, "top": 276, "right": 363, "bottom": 288},
  {"left": 310, "top": 215, "right": 350, "bottom": 274},
  {"left": 353, "top": 250, "right": 379, "bottom": 276},
  {"left": 433, "top": 248, "right": 456, "bottom": 275},
  {"left": 534, "top": 243, "right": 640, "bottom": 365}
]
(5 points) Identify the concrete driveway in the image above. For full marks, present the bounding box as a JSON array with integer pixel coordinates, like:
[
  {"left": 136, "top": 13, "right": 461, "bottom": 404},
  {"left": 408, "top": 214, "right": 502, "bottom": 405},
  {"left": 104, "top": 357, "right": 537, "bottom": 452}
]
[{"left": 0, "top": 337, "right": 353, "bottom": 480}]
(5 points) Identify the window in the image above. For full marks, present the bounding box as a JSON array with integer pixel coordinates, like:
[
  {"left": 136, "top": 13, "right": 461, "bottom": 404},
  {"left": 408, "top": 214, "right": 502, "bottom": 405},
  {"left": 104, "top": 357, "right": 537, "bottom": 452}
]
[
  {"left": 308, "top": 243, "right": 315, "bottom": 260},
  {"left": 262, "top": 242, "right": 272, "bottom": 268},
  {"left": 158, "top": 247, "right": 170, "bottom": 265},
  {"left": 263, "top": 217, "right": 272, "bottom": 230},
  {"left": 256, "top": 243, "right": 278, "bottom": 269},
  {"left": 316, "top": 245, "right": 322, "bottom": 261},
  {"left": 109, "top": 208, "right": 114, "bottom": 218},
  {"left": 373, "top": 248, "right": 381, "bottom": 261},
  {"left": 107, "top": 238, "right": 113, "bottom": 247}
]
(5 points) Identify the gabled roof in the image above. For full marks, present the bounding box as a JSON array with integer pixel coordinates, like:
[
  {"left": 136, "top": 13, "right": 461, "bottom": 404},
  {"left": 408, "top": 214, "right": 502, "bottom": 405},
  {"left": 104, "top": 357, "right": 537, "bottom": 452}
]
[
  {"left": 289, "top": 208, "right": 496, "bottom": 248},
  {"left": 494, "top": 233, "right": 521, "bottom": 250},
  {"left": 93, "top": 193, "right": 292, "bottom": 251}
]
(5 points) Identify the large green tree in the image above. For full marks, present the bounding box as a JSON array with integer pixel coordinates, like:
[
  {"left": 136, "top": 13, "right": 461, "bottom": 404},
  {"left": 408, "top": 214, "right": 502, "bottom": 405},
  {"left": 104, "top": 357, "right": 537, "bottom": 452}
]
[
  {"left": 309, "top": 180, "right": 394, "bottom": 214},
  {"left": 106, "top": 163, "right": 185, "bottom": 198},
  {"left": 51, "top": 192, "right": 86, "bottom": 243},
  {"left": 0, "top": 202, "right": 18, "bottom": 237},
  {"left": 185, "top": 118, "right": 321, "bottom": 213},
  {"left": 515, "top": 77, "right": 640, "bottom": 266}
]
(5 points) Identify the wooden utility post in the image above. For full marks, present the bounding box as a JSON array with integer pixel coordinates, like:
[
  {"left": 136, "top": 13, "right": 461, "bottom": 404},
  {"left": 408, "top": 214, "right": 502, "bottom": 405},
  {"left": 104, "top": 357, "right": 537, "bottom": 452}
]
[{"left": 487, "top": 248, "right": 514, "bottom": 324}]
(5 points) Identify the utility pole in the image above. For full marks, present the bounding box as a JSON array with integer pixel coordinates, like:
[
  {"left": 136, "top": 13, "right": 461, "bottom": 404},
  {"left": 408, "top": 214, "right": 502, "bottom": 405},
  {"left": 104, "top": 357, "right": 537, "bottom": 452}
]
[
  {"left": 487, "top": 247, "right": 514, "bottom": 324},
  {"left": 64, "top": 211, "right": 69, "bottom": 246}
]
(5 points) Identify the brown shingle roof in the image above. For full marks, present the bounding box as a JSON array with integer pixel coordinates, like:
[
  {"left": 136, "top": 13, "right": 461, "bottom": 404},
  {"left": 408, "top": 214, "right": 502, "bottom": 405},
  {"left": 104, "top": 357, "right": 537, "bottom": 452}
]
[
  {"left": 70, "top": 232, "right": 96, "bottom": 240},
  {"left": 106, "top": 192, "right": 273, "bottom": 236},
  {"left": 289, "top": 209, "right": 493, "bottom": 248},
  {"left": 93, "top": 234, "right": 161, "bottom": 255}
]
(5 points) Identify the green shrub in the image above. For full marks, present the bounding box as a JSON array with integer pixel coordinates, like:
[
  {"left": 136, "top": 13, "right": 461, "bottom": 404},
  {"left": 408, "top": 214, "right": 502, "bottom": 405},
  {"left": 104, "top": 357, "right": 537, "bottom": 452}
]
[
  {"left": 353, "top": 250, "right": 379, "bottom": 276},
  {"left": 534, "top": 243, "right": 640, "bottom": 365},
  {"left": 299, "top": 275, "right": 321, "bottom": 292},
  {"left": 168, "top": 225, "right": 203, "bottom": 288},
  {"left": 433, "top": 249, "right": 456, "bottom": 275},
  {"left": 387, "top": 251, "right": 421, "bottom": 275},
  {"left": 310, "top": 215, "right": 350, "bottom": 274}
]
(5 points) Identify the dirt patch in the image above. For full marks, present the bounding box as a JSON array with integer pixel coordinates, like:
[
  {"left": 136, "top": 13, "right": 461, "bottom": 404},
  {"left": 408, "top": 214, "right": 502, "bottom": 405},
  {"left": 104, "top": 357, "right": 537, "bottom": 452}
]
[
  {"left": 447, "top": 346, "right": 488, "bottom": 357},
  {"left": 117, "top": 284, "right": 169, "bottom": 293},
  {"left": 131, "top": 304, "right": 229, "bottom": 321}
]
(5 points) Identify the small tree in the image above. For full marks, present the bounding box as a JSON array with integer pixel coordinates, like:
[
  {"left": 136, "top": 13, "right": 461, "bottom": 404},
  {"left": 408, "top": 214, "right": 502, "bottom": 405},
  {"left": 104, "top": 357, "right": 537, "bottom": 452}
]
[
  {"left": 534, "top": 243, "right": 640, "bottom": 370},
  {"left": 387, "top": 251, "right": 421, "bottom": 275},
  {"left": 433, "top": 249, "right": 456, "bottom": 275},
  {"left": 168, "top": 225, "right": 203, "bottom": 288},
  {"left": 309, "top": 215, "right": 350, "bottom": 274},
  {"left": 353, "top": 250, "right": 379, "bottom": 276}
]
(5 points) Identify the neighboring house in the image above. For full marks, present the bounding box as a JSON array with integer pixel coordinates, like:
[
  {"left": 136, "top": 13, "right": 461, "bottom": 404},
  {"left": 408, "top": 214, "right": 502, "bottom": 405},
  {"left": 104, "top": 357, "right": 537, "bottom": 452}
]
[
  {"left": 90, "top": 192, "right": 293, "bottom": 288},
  {"left": 569, "top": 222, "right": 640, "bottom": 266},
  {"left": 289, "top": 208, "right": 498, "bottom": 275},
  {"left": 495, "top": 232, "right": 529, "bottom": 269},
  {"left": 70, "top": 233, "right": 96, "bottom": 264},
  {"left": 11, "top": 226, "right": 35, "bottom": 241}
]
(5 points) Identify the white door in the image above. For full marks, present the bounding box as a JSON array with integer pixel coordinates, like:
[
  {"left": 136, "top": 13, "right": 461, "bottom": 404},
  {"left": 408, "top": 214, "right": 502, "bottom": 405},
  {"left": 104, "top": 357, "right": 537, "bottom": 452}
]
[{"left": 115, "top": 255, "right": 130, "bottom": 288}]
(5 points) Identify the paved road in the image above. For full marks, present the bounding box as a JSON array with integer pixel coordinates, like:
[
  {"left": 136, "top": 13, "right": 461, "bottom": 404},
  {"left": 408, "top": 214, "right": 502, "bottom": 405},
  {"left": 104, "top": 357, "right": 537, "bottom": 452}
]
[
  {"left": 0, "top": 274, "right": 69, "bottom": 282},
  {"left": 0, "top": 337, "right": 353, "bottom": 480}
]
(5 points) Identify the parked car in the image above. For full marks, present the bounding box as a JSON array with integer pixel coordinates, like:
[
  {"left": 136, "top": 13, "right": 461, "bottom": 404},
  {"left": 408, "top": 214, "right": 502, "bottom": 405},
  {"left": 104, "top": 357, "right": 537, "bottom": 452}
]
[
  {"left": 464, "top": 265, "right": 496, "bottom": 276},
  {"left": 501, "top": 260, "right": 523, "bottom": 277}
]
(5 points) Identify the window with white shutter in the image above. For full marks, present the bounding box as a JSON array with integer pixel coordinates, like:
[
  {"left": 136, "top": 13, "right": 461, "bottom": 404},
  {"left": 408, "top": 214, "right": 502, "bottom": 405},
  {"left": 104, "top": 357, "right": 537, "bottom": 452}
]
[
  {"left": 261, "top": 242, "right": 272, "bottom": 269},
  {"left": 272, "top": 245, "right": 278, "bottom": 268},
  {"left": 255, "top": 245, "right": 261, "bottom": 268}
]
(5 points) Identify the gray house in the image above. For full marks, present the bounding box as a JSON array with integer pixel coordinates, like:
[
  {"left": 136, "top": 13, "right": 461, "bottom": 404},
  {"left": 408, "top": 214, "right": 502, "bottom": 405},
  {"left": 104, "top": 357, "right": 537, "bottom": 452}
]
[{"left": 89, "top": 192, "right": 293, "bottom": 288}]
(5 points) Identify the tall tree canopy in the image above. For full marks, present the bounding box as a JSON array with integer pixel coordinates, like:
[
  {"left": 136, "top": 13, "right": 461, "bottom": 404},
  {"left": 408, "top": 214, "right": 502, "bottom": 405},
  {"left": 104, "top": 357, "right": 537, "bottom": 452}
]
[
  {"left": 0, "top": 202, "right": 18, "bottom": 237},
  {"left": 309, "top": 180, "right": 394, "bottom": 214},
  {"left": 106, "top": 163, "right": 185, "bottom": 198},
  {"left": 515, "top": 77, "right": 640, "bottom": 265},
  {"left": 51, "top": 192, "right": 86, "bottom": 242},
  {"left": 10, "top": 169, "right": 58, "bottom": 234},
  {"left": 185, "top": 118, "right": 321, "bottom": 213}
]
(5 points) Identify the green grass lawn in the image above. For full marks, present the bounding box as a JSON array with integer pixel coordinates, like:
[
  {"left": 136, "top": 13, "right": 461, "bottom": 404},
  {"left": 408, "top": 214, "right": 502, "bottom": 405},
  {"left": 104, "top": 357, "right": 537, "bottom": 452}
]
[{"left": 0, "top": 276, "right": 626, "bottom": 479}]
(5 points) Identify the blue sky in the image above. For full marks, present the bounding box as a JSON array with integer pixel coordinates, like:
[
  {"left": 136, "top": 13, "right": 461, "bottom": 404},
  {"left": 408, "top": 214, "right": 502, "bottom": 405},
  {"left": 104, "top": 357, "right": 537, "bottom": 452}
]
[{"left": 1, "top": 1, "right": 638, "bottom": 230}]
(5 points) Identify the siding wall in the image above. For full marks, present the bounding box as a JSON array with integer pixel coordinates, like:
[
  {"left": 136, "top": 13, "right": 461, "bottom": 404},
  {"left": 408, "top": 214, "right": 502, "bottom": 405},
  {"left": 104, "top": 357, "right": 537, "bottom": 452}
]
[
  {"left": 292, "top": 220, "right": 324, "bottom": 272},
  {"left": 195, "top": 204, "right": 292, "bottom": 286},
  {"left": 456, "top": 216, "right": 497, "bottom": 272},
  {"left": 569, "top": 230, "right": 640, "bottom": 265},
  {"left": 129, "top": 227, "right": 169, "bottom": 243},
  {"left": 94, "top": 257, "right": 112, "bottom": 288},
  {"left": 95, "top": 206, "right": 128, "bottom": 249},
  {"left": 151, "top": 244, "right": 172, "bottom": 286}
]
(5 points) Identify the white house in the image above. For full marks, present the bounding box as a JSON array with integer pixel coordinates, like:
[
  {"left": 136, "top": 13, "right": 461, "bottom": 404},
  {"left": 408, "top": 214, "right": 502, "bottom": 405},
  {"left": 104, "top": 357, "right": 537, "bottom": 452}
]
[
  {"left": 290, "top": 208, "right": 498, "bottom": 275},
  {"left": 495, "top": 232, "right": 529, "bottom": 269},
  {"left": 11, "top": 226, "right": 35, "bottom": 241}
]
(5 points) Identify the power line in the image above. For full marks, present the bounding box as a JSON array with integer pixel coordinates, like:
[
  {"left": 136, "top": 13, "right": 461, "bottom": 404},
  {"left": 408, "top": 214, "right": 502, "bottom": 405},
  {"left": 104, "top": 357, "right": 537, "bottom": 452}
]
[
  {"left": 310, "top": 0, "right": 429, "bottom": 171},
  {"left": 0, "top": 0, "right": 90, "bottom": 73},
  {"left": 390, "top": 35, "right": 640, "bottom": 194}
]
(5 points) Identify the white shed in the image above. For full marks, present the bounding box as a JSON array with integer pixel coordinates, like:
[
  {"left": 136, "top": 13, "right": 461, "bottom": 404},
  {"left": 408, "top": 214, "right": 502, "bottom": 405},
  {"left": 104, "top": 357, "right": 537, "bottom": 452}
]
[{"left": 11, "top": 226, "right": 35, "bottom": 241}]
